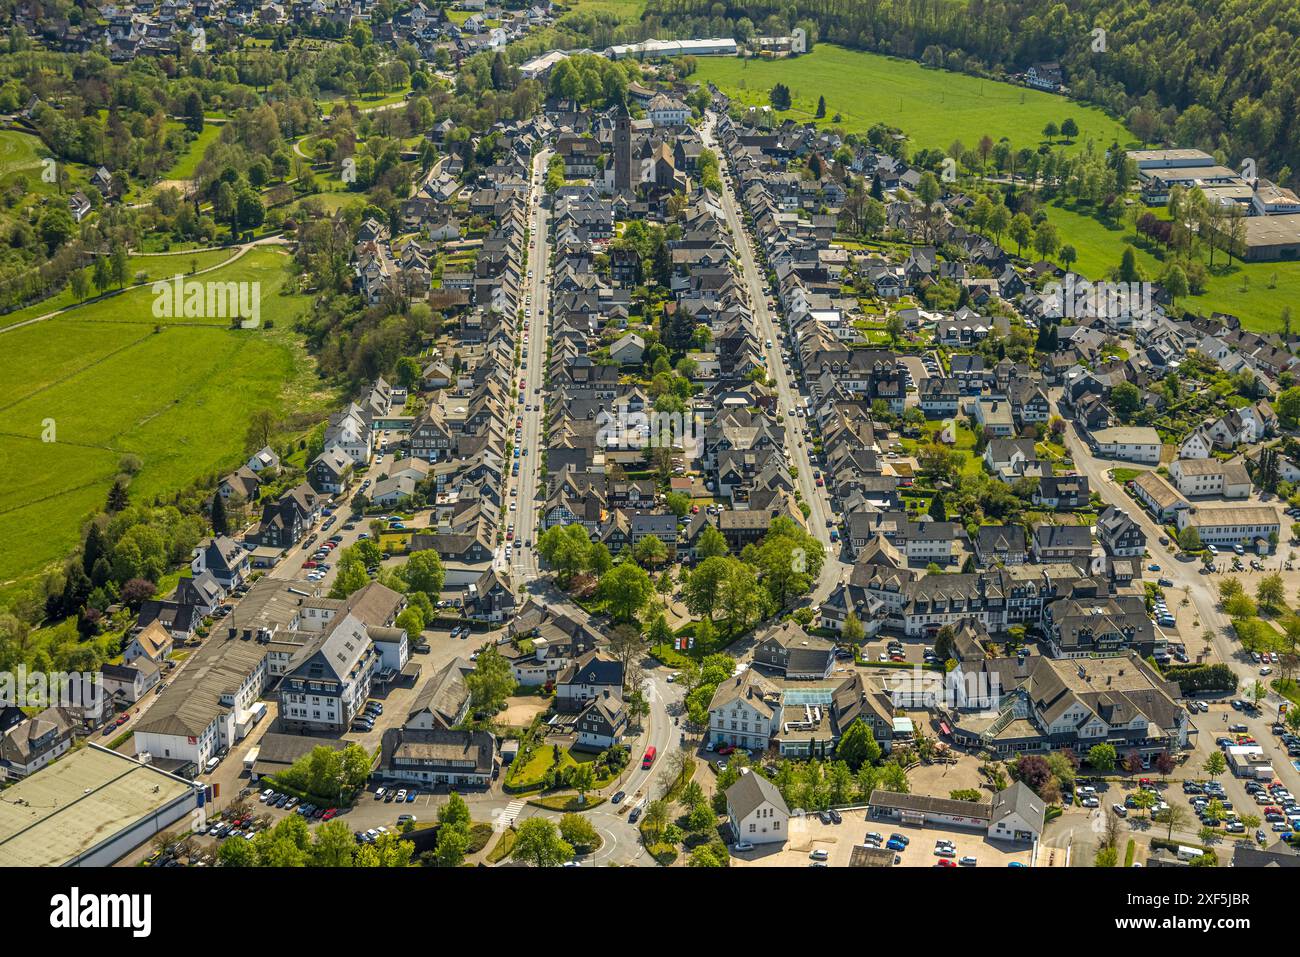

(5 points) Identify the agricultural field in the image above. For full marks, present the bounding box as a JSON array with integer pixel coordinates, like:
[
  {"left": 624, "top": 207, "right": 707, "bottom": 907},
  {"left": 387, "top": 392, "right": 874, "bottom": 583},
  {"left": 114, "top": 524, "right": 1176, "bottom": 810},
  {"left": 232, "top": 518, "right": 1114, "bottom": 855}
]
[
  {"left": 998, "top": 200, "right": 1300, "bottom": 333},
  {"left": 0, "top": 248, "right": 331, "bottom": 589},
  {"left": 694, "top": 45, "right": 1136, "bottom": 157}
]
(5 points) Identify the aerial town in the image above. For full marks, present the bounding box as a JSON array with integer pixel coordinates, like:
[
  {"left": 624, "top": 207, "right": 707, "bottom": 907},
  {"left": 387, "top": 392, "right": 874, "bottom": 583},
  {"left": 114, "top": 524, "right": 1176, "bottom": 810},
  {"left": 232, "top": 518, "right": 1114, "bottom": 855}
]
[{"left": 0, "top": 0, "right": 1298, "bottom": 889}]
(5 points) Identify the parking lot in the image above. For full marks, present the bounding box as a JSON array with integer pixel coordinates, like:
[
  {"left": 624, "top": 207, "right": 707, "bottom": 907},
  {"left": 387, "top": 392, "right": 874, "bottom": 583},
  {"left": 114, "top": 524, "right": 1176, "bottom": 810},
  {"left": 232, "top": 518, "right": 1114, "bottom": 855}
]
[{"left": 730, "top": 809, "right": 1033, "bottom": 867}]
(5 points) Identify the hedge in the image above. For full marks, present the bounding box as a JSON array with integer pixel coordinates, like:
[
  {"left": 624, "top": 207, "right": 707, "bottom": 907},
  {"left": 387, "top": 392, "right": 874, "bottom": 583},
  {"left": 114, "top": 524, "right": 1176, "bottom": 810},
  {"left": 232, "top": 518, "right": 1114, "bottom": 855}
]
[{"left": 1162, "top": 663, "right": 1238, "bottom": 693}]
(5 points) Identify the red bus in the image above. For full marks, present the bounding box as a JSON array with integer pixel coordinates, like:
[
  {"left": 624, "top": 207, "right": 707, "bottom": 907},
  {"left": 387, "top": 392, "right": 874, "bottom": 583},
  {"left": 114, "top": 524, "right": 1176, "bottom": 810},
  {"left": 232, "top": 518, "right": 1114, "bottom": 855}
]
[{"left": 641, "top": 746, "right": 657, "bottom": 769}]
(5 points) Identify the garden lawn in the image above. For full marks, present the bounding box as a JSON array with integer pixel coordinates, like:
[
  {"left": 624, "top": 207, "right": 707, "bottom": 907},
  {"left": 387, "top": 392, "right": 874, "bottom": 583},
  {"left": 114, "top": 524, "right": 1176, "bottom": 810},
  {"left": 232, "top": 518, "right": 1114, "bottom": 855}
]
[
  {"left": 694, "top": 45, "right": 1135, "bottom": 156},
  {"left": 0, "top": 248, "right": 330, "bottom": 589}
]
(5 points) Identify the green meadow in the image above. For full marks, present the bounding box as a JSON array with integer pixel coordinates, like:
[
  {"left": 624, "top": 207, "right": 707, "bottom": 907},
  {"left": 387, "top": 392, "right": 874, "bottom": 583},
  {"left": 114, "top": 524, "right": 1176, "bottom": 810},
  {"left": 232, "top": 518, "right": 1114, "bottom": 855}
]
[
  {"left": 163, "top": 122, "right": 223, "bottom": 181},
  {"left": 999, "top": 200, "right": 1300, "bottom": 333},
  {"left": 0, "top": 248, "right": 241, "bottom": 330},
  {"left": 695, "top": 45, "right": 1136, "bottom": 156},
  {"left": 0, "top": 248, "right": 330, "bottom": 588}
]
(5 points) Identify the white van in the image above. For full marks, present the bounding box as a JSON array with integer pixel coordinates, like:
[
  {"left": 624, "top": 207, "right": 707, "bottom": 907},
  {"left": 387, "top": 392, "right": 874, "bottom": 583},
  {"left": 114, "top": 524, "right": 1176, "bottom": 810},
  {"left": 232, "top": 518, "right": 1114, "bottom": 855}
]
[{"left": 204, "top": 756, "right": 220, "bottom": 774}]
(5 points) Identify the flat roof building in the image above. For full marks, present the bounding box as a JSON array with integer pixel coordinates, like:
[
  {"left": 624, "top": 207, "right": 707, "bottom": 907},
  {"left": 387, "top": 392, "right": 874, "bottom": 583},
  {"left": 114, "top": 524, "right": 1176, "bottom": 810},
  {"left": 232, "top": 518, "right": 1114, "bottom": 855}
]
[{"left": 0, "top": 744, "right": 201, "bottom": 867}]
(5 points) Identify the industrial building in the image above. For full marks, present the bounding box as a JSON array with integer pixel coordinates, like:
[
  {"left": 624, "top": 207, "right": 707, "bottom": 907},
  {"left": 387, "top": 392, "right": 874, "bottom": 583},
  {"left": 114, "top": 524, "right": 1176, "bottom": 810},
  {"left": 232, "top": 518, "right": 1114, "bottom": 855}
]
[{"left": 0, "top": 744, "right": 203, "bottom": 867}]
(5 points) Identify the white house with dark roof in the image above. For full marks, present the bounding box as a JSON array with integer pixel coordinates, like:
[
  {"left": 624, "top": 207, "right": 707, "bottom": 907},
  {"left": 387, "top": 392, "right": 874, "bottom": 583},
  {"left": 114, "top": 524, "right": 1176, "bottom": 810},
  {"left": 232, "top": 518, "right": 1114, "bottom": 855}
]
[
  {"left": 100, "top": 658, "right": 162, "bottom": 704},
  {"left": 707, "top": 669, "right": 782, "bottom": 752},
  {"left": 277, "top": 613, "right": 378, "bottom": 734},
  {"left": 726, "top": 768, "right": 790, "bottom": 846},
  {"left": 0, "top": 707, "right": 81, "bottom": 780}
]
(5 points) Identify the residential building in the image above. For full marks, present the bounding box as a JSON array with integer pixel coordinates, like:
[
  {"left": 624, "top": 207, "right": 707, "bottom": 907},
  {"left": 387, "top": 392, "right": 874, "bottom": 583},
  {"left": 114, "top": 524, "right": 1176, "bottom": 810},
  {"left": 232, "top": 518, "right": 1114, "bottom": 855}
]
[
  {"left": 190, "top": 535, "right": 249, "bottom": 590},
  {"left": 1168, "top": 457, "right": 1252, "bottom": 499},
  {"left": 555, "top": 650, "right": 623, "bottom": 714},
  {"left": 405, "top": 659, "right": 472, "bottom": 732},
  {"left": 378, "top": 727, "right": 495, "bottom": 788},
  {"left": 750, "top": 620, "right": 835, "bottom": 679},
  {"left": 574, "top": 690, "right": 628, "bottom": 751},
  {"left": 725, "top": 768, "right": 789, "bottom": 845},
  {"left": 1096, "top": 505, "right": 1147, "bottom": 557},
  {"left": 946, "top": 652, "right": 1190, "bottom": 764},
  {"left": 1087, "top": 426, "right": 1162, "bottom": 464},
  {"left": 0, "top": 707, "right": 80, "bottom": 781},
  {"left": 277, "top": 613, "right": 378, "bottom": 735},
  {"left": 1030, "top": 525, "right": 1092, "bottom": 565}
]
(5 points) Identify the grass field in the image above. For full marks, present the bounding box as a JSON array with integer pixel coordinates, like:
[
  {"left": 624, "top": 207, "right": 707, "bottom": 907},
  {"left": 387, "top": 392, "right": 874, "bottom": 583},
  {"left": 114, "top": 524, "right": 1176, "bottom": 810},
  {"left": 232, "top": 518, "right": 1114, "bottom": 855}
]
[
  {"left": 0, "top": 248, "right": 331, "bottom": 588},
  {"left": 163, "top": 123, "right": 223, "bottom": 181},
  {"left": 0, "top": 248, "right": 241, "bottom": 330},
  {"left": 315, "top": 85, "right": 413, "bottom": 114},
  {"left": 0, "top": 130, "right": 92, "bottom": 208},
  {"left": 694, "top": 45, "right": 1136, "bottom": 157},
  {"left": 559, "top": 0, "right": 647, "bottom": 21},
  {"left": 0, "top": 129, "right": 46, "bottom": 182},
  {"left": 999, "top": 199, "right": 1300, "bottom": 333}
]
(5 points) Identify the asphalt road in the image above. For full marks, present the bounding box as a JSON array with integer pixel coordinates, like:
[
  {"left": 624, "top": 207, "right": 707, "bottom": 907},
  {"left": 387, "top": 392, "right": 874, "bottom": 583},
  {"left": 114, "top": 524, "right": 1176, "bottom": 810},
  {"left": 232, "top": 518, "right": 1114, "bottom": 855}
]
[
  {"left": 496, "top": 147, "right": 551, "bottom": 585},
  {"left": 703, "top": 113, "right": 850, "bottom": 606}
]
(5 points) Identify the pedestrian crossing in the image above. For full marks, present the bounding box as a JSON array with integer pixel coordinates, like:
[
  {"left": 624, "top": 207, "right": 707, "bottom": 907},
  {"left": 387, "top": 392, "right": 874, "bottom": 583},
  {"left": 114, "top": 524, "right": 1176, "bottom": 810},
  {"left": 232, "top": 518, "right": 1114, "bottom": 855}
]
[{"left": 497, "top": 799, "right": 526, "bottom": 831}]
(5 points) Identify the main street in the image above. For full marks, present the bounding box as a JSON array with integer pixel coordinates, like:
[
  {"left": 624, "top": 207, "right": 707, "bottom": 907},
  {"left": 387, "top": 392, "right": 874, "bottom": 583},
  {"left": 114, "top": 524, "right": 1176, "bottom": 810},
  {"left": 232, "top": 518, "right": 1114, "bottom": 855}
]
[
  {"left": 703, "top": 113, "right": 850, "bottom": 607},
  {"left": 499, "top": 146, "right": 552, "bottom": 585}
]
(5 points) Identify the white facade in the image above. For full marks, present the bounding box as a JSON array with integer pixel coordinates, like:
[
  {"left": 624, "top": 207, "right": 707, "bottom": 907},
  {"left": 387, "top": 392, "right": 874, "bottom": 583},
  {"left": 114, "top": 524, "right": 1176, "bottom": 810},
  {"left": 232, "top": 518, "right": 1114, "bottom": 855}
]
[
  {"left": 1089, "top": 427, "right": 1162, "bottom": 464},
  {"left": 1174, "top": 507, "right": 1280, "bottom": 548},
  {"left": 709, "top": 698, "right": 776, "bottom": 751}
]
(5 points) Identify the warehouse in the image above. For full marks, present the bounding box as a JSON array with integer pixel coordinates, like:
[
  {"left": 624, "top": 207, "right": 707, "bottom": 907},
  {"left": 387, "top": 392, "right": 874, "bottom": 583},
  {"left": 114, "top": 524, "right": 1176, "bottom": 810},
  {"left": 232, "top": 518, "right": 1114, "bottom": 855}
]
[
  {"left": 0, "top": 744, "right": 203, "bottom": 867},
  {"left": 1239, "top": 214, "right": 1300, "bottom": 262},
  {"left": 605, "top": 38, "right": 738, "bottom": 59}
]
